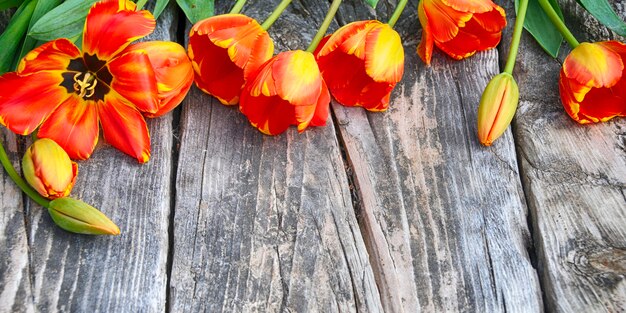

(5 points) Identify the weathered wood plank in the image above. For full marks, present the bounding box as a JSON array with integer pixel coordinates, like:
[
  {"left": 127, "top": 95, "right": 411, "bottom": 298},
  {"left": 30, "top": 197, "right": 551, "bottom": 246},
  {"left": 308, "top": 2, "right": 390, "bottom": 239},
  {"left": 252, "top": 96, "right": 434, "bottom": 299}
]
[
  {"left": 169, "top": 1, "right": 382, "bottom": 311},
  {"left": 333, "top": 1, "right": 543, "bottom": 311},
  {"left": 23, "top": 5, "right": 177, "bottom": 312},
  {"left": 504, "top": 0, "right": 626, "bottom": 311},
  {"left": 0, "top": 129, "right": 34, "bottom": 313}
]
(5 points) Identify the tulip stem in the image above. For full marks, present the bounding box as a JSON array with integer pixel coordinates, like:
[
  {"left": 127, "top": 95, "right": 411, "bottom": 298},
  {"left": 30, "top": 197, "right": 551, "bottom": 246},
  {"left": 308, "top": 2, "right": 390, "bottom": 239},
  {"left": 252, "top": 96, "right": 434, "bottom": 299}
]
[
  {"left": 306, "top": 0, "right": 342, "bottom": 53},
  {"left": 135, "top": 0, "right": 148, "bottom": 10},
  {"left": 261, "top": 0, "right": 292, "bottom": 30},
  {"left": 230, "top": 0, "right": 246, "bottom": 14},
  {"left": 0, "top": 139, "right": 50, "bottom": 208},
  {"left": 503, "top": 0, "right": 529, "bottom": 74},
  {"left": 388, "top": 0, "right": 409, "bottom": 28},
  {"left": 538, "top": 0, "right": 580, "bottom": 48}
]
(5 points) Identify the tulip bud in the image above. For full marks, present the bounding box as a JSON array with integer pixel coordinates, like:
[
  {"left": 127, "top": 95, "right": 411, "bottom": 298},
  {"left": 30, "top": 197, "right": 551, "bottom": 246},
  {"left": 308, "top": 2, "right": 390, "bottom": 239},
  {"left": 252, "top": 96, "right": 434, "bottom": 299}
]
[
  {"left": 48, "top": 198, "right": 120, "bottom": 235},
  {"left": 477, "top": 73, "right": 519, "bottom": 146},
  {"left": 22, "top": 138, "right": 78, "bottom": 199}
]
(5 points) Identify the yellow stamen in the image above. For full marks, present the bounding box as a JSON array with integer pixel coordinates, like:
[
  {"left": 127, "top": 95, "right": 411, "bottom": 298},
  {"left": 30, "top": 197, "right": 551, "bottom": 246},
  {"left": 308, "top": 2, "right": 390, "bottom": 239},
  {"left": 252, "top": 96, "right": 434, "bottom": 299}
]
[{"left": 73, "top": 72, "right": 98, "bottom": 98}]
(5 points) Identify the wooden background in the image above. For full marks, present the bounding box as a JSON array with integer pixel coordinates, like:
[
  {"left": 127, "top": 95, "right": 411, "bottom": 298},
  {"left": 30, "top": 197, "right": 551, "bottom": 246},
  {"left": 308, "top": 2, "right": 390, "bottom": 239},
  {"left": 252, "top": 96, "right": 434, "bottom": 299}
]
[{"left": 1, "top": 0, "right": 624, "bottom": 312}]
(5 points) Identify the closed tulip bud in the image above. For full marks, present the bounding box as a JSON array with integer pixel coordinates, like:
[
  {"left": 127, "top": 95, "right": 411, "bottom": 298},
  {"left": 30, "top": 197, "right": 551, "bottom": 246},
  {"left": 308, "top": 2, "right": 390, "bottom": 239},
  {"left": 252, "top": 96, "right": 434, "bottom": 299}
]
[
  {"left": 477, "top": 73, "right": 519, "bottom": 146},
  {"left": 22, "top": 138, "right": 78, "bottom": 199},
  {"left": 48, "top": 197, "right": 120, "bottom": 235}
]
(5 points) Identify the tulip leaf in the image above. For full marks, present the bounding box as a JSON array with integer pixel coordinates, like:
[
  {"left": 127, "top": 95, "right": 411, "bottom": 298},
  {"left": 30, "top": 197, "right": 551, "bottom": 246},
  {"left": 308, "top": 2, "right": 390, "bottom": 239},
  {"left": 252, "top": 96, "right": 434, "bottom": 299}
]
[
  {"left": 153, "top": 0, "right": 169, "bottom": 19},
  {"left": 17, "top": 0, "right": 63, "bottom": 62},
  {"left": 176, "top": 0, "right": 213, "bottom": 23},
  {"left": 517, "top": 0, "right": 564, "bottom": 58},
  {"left": 0, "top": 0, "right": 36, "bottom": 74},
  {"left": 576, "top": 0, "right": 626, "bottom": 37},
  {"left": 29, "top": 0, "right": 98, "bottom": 41},
  {"left": 0, "top": 0, "right": 24, "bottom": 10},
  {"left": 363, "top": 0, "right": 378, "bottom": 9}
]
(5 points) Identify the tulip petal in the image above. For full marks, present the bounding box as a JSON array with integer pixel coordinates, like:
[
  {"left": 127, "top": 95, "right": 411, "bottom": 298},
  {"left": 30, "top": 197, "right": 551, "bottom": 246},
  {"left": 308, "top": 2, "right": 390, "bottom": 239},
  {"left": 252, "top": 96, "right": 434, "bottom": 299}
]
[
  {"left": 320, "top": 21, "right": 371, "bottom": 58},
  {"left": 310, "top": 80, "right": 330, "bottom": 127},
  {"left": 83, "top": 0, "right": 155, "bottom": 60},
  {"left": 423, "top": 0, "right": 472, "bottom": 43},
  {"left": 417, "top": 1, "right": 435, "bottom": 65},
  {"left": 126, "top": 41, "right": 193, "bottom": 117},
  {"left": 473, "top": 6, "right": 507, "bottom": 33},
  {"left": 578, "top": 81, "right": 626, "bottom": 122},
  {"left": 440, "top": 0, "right": 494, "bottom": 13},
  {"left": 437, "top": 17, "right": 502, "bottom": 60},
  {"left": 365, "top": 24, "right": 404, "bottom": 83},
  {"left": 0, "top": 71, "right": 68, "bottom": 135},
  {"left": 241, "top": 94, "right": 293, "bottom": 135},
  {"left": 98, "top": 93, "right": 150, "bottom": 163},
  {"left": 563, "top": 42, "right": 623, "bottom": 89},
  {"left": 104, "top": 48, "right": 159, "bottom": 114},
  {"left": 18, "top": 39, "right": 81, "bottom": 75},
  {"left": 274, "top": 51, "right": 322, "bottom": 106},
  {"left": 37, "top": 94, "right": 99, "bottom": 160}
]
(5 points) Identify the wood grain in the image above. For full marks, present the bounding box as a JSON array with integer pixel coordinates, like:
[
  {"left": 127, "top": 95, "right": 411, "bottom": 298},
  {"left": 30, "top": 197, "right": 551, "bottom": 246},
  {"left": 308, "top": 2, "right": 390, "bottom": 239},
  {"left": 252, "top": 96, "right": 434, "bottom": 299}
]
[
  {"left": 169, "top": 1, "right": 382, "bottom": 312},
  {"left": 22, "top": 5, "right": 177, "bottom": 312},
  {"left": 503, "top": 1, "right": 626, "bottom": 311},
  {"left": 333, "top": 2, "right": 543, "bottom": 312}
]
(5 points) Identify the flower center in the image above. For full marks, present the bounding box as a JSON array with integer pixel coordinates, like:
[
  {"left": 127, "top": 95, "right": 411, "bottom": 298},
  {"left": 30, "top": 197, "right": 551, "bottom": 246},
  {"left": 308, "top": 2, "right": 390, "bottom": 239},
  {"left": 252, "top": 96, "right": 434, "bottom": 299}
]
[{"left": 73, "top": 72, "right": 98, "bottom": 98}]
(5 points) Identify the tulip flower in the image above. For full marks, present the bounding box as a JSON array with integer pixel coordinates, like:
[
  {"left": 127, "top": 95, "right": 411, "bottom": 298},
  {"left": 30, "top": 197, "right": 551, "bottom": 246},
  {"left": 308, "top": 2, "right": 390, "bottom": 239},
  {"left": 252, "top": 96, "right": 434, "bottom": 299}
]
[
  {"left": 22, "top": 138, "right": 78, "bottom": 199},
  {"left": 316, "top": 20, "right": 404, "bottom": 111},
  {"left": 559, "top": 41, "right": 626, "bottom": 123},
  {"left": 240, "top": 50, "right": 330, "bottom": 135},
  {"left": 48, "top": 197, "right": 120, "bottom": 235},
  {"left": 0, "top": 0, "right": 192, "bottom": 163},
  {"left": 477, "top": 73, "right": 519, "bottom": 146},
  {"left": 417, "top": 0, "right": 506, "bottom": 65},
  {"left": 188, "top": 14, "right": 274, "bottom": 105}
]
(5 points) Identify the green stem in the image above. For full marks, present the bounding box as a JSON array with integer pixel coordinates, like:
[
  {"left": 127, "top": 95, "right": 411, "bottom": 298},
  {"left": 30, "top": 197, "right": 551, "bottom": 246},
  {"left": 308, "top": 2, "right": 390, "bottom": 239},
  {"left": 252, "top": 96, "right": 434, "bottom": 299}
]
[
  {"left": 136, "top": 0, "right": 148, "bottom": 10},
  {"left": 537, "top": 0, "right": 579, "bottom": 48},
  {"left": 503, "top": 0, "right": 528, "bottom": 74},
  {"left": 261, "top": 0, "right": 292, "bottom": 30},
  {"left": 230, "top": 0, "right": 246, "bottom": 14},
  {"left": 0, "top": 139, "right": 50, "bottom": 208},
  {"left": 387, "top": 0, "right": 408, "bottom": 28},
  {"left": 306, "top": 0, "right": 342, "bottom": 53}
]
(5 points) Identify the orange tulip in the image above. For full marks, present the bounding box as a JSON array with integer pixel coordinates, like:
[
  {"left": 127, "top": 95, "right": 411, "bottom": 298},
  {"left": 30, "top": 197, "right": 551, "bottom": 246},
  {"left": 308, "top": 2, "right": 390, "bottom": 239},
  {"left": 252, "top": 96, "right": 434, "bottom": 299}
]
[
  {"left": 125, "top": 41, "right": 194, "bottom": 118},
  {"left": 559, "top": 41, "right": 626, "bottom": 123},
  {"left": 188, "top": 14, "right": 274, "bottom": 105},
  {"left": 22, "top": 138, "right": 78, "bottom": 199},
  {"left": 417, "top": 0, "right": 506, "bottom": 65},
  {"left": 240, "top": 50, "right": 330, "bottom": 135},
  {"left": 316, "top": 20, "right": 404, "bottom": 111},
  {"left": 0, "top": 0, "right": 191, "bottom": 163}
]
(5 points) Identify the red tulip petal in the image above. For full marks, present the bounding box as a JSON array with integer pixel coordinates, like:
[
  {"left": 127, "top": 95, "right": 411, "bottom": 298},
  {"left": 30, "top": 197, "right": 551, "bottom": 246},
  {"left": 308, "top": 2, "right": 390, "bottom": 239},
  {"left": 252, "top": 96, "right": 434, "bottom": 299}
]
[
  {"left": 83, "top": 0, "right": 155, "bottom": 60},
  {"left": 440, "top": 0, "right": 494, "bottom": 13},
  {"left": 0, "top": 71, "right": 68, "bottom": 135},
  {"left": 473, "top": 6, "right": 507, "bottom": 33},
  {"left": 17, "top": 39, "right": 80, "bottom": 75},
  {"left": 417, "top": 1, "right": 434, "bottom": 65},
  {"left": 243, "top": 30, "right": 274, "bottom": 80},
  {"left": 365, "top": 23, "right": 404, "bottom": 83},
  {"left": 240, "top": 94, "right": 293, "bottom": 135},
  {"left": 578, "top": 80, "right": 626, "bottom": 122},
  {"left": 98, "top": 92, "right": 151, "bottom": 163},
  {"left": 564, "top": 42, "right": 623, "bottom": 88},
  {"left": 310, "top": 80, "right": 330, "bottom": 127},
  {"left": 37, "top": 94, "right": 99, "bottom": 160},
  {"left": 104, "top": 48, "right": 159, "bottom": 113},
  {"left": 318, "top": 21, "right": 371, "bottom": 58},
  {"left": 423, "top": 0, "right": 471, "bottom": 43},
  {"left": 273, "top": 51, "right": 322, "bottom": 106},
  {"left": 437, "top": 17, "right": 501, "bottom": 59}
]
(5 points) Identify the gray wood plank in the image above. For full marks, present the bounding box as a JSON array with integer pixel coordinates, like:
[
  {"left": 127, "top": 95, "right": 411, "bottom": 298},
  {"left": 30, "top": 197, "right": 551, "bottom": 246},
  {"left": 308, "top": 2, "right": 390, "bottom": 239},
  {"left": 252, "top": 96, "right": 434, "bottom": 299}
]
[
  {"left": 23, "top": 5, "right": 177, "bottom": 312},
  {"left": 0, "top": 129, "right": 34, "bottom": 313},
  {"left": 169, "top": 1, "right": 382, "bottom": 311},
  {"left": 504, "top": 0, "right": 626, "bottom": 311},
  {"left": 333, "top": 1, "right": 543, "bottom": 312}
]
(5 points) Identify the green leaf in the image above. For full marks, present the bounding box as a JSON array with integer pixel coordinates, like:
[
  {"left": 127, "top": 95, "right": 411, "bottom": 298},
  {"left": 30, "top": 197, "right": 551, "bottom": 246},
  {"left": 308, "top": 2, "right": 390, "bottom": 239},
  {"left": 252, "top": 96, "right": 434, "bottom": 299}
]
[
  {"left": 363, "top": 0, "right": 378, "bottom": 9},
  {"left": 576, "top": 0, "right": 626, "bottom": 37},
  {"left": 29, "top": 0, "right": 98, "bottom": 41},
  {"left": 153, "top": 0, "right": 169, "bottom": 19},
  {"left": 17, "top": 0, "right": 63, "bottom": 62},
  {"left": 176, "top": 0, "right": 213, "bottom": 23},
  {"left": 517, "top": 0, "right": 564, "bottom": 58},
  {"left": 0, "top": 0, "right": 24, "bottom": 10},
  {"left": 0, "top": 0, "right": 36, "bottom": 74}
]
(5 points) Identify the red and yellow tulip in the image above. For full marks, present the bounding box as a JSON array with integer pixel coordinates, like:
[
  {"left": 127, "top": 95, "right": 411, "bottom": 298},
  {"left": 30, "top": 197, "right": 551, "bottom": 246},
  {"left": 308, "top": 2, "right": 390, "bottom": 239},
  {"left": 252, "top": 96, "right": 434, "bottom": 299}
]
[
  {"left": 188, "top": 14, "right": 274, "bottom": 105},
  {"left": 0, "top": 0, "right": 192, "bottom": 163},
  {"left": 559, "top": 41, "right": 626, "bottom": 123},
  {"left": 22, "top": 138, "right": 78, "bottom": 199},
  {"left": 417, "top": 0, "right": 506, "bottom": 65},
  {"left": 316, "top": 20, "right": 404, "bottom": 111},
  {"left": 240, "top": 50, "right": 330, "bottom": 135}
]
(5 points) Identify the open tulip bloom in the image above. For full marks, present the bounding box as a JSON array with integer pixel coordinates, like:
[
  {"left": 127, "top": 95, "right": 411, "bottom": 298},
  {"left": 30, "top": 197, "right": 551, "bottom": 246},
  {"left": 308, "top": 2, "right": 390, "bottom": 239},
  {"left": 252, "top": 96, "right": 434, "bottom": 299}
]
[
  {"left": 0, "top": 0, "right": 192, "bottom": 163},
  {"left": 417, "top": 0, "right": 506, "bottom": 64}
]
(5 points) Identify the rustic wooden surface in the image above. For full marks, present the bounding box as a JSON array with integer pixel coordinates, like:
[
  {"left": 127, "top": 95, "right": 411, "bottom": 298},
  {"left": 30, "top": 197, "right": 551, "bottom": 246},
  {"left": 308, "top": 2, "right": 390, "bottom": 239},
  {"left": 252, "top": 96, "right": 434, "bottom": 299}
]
[{"left": 0, "top": 0, "right": 625, "bottom": 312}]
